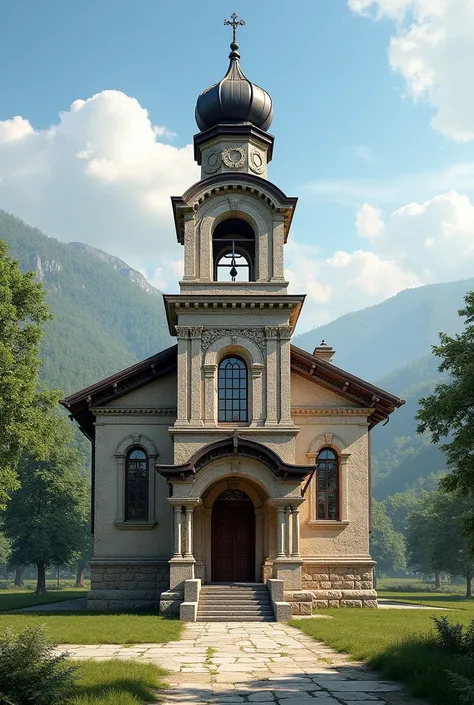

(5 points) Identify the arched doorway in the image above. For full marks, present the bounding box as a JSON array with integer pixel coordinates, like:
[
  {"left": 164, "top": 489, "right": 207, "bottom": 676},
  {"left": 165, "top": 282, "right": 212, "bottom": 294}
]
[{"left": 211, "top": 489, "right": 255, "bottom": 582}]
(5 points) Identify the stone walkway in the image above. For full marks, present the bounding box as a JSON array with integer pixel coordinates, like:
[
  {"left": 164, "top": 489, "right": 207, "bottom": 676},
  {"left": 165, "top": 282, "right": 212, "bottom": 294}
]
[{"left": 61, "top": 621, "right": 423, "bottom": 705}]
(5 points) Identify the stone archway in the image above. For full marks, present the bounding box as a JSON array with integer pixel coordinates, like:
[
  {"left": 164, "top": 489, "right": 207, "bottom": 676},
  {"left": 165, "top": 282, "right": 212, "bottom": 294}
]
[{"left": 211, "top": 488, "right": 256, "bottom": 583}]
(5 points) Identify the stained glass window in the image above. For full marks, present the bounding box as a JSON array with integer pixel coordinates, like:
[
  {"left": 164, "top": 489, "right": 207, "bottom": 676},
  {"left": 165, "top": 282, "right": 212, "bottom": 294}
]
[
  {"left": 218, "top": 356, "right": 248, "bottom": 422},
  {"left": 316, "top": 448, "right": 339, "bottom": 520},
  {"left": 125, "top": 448, "right": 149, "bottom": 521}
]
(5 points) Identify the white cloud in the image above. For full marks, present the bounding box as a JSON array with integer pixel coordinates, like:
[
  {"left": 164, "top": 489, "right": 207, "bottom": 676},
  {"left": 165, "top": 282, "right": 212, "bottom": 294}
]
[
  {"left": 307, "top": 161, "right": 474, "bottom": 207},
  {"left": 287, "top": 189, "right": 474, "bottom": 331},
  {"left": 0, "top": 90, "right": 199, "bottom": 279},
  {"left": 349, "top": 0, "right": 474, "bottom": 141}
]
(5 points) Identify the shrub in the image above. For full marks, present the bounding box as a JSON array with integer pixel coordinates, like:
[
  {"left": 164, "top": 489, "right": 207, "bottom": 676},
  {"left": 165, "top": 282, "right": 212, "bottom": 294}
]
[
  {"left": 0, "top": 625, "right": 76, "bottom": 705},
  {"left": 433, "top": 616, "right": 466, "bottom": 654},
  {"left": 447, "top": 671, "right": 474, "bottom": 705}
]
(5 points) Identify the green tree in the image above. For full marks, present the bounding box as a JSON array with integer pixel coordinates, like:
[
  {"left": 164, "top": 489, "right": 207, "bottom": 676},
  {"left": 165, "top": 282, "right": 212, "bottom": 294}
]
[
  {"left": 0, "top": 240, "right": 52, "bottom": 507},
  {"left": 3, "top": 405, "right": 88, "bottom": 594},
  {"left": 407, "top": 490, "right": 474, "bottom": 597},
  {"left": 370, "top": 500, "right": 406, "bottom": 577},
  {"left": 417, "top": 291, "right": 474, "bottom": 496}
]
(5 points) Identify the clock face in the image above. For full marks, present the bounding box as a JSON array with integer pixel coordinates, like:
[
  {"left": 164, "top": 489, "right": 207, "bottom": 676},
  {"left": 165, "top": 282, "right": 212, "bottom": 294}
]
[{"left": 222, "top": 145, "right": 246, "bottom": 169}]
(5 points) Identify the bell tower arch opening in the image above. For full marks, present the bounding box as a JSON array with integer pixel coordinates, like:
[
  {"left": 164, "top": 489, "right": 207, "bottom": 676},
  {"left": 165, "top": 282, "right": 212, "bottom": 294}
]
[{"left": 213, "top": 217, "right": 256, "bottom": 282}]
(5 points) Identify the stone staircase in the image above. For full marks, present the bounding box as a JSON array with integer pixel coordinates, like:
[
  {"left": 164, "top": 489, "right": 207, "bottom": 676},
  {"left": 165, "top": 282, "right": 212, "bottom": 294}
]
[{"left": 197, "top": 583, "right": 275, "bottom": 622}]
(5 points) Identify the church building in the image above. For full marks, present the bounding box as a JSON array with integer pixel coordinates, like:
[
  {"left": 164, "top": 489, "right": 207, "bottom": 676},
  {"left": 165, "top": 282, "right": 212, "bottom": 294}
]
[{"left": 62, "top": 16, "right": 403, "bottom": 620}]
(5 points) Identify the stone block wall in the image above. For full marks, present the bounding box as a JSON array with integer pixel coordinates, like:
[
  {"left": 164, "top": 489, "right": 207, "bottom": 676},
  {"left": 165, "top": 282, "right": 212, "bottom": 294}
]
[
  {"left": 301, "top": 563, "right": 377, "bottom": 609},
  {"left": 87, "top": 560, "right": 169, "bottom": 610}
]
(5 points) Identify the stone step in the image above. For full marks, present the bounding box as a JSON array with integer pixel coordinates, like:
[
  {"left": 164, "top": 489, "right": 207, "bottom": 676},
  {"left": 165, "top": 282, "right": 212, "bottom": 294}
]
[
  {"left": 199, "top": 599, "right": 271, "bottom": 607},
  {"left": 196, "top": 615, "right": 274, "bottom": 622},
  {"left": 199, "top": 605, "right": 273, "bottom": 613},
  {"left": 200, "top": 590, "right": 269, "bottom": 596},
  {"left": 198, "top": 610, "right": 274, "bottom": 617}
]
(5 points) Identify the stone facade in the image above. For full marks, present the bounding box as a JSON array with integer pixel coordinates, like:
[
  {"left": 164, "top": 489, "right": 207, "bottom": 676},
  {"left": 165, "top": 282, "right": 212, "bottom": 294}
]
[
  {"left": 87, "top": 560, "right": 169, "bottom": 611},
  {"left": 301, "top": 563, "right": 377, "bottom": 609}
]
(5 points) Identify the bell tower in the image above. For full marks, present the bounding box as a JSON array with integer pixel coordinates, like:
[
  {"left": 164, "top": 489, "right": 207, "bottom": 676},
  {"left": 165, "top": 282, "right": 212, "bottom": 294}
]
[{"left": 164, "top": 14, "right": 305, "bottom": 464}]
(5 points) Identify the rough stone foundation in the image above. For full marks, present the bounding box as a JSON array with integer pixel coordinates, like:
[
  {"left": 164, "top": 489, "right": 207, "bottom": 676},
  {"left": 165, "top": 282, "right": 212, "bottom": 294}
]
[
  {"left": 87, "top": 560, "right": 169, "bottom": 610},
  {"left": 284, "top": 563, "right": 378, "bottom": 613}
]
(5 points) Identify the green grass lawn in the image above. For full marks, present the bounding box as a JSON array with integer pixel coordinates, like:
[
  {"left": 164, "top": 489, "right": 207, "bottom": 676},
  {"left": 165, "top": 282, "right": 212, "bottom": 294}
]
[
  {"left": 291, "top": 597, "right": 474, "bottom": 705},
  {"left": 0, "top": 612, "right": 182, "bottom": 644},
  {"left": 378, "top": 589, "right": 474, "bottom": 610},
  {"left": 0, "top": 588, "right": 89, "bottom": 612},
  {"left": 67, "top": 660, "right": 168, "bottom": 705}
]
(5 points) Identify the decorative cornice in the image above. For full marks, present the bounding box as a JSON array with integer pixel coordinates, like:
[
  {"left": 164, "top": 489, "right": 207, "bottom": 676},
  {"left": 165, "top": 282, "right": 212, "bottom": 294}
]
[
  {"left": 201, "top": 328, "right": 266, "bottom": 354},
  {"left": 291, "top": 407, "right": 374, "bottom": 416},
  {"left": 92, "top": 407, "right": 177, "bottom": 416}
]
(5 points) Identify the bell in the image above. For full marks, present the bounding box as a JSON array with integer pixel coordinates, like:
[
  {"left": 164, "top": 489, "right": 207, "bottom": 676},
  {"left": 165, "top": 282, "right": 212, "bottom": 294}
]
[{"left": 230, "top": 266, "right": 238, "bottom": 278}]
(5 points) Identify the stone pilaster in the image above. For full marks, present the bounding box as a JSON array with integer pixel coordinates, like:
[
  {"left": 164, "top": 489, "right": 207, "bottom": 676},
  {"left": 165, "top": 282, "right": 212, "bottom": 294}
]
[
  {"left": 279, "top": 326, "right": 292, "bottom": 425},
  {"left": 203, "top": 363, "right": 216, "bottom": 426},
  {"left": 175, "top": 326, "right": 189, "bottom": 427},
  {"left": 271, "top": 212, "right": 286, "bottom": 281},
  {"left": 189, "top": 326, "right": 203, "bottom": 426},
  {"left": 250, "top": 362, "right": 264, "bottom": 425},
  {"left": 265, "top": 326, "right": 278, "bottom": 426},
  {"left": 182, "top": 211, "right": 196, "bottom": 280}
]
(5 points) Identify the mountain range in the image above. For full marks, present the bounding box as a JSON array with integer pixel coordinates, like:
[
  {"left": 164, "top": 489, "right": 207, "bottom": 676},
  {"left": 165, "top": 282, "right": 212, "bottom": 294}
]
[{"left": 1, "top": 209, "right": 472, "bottom": 500}]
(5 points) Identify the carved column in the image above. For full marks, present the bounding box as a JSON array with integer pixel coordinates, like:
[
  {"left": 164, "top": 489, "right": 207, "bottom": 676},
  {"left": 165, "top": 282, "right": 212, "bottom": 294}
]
[
  {"left": 276, "top": 506, "right": 286, "bottom": 558},
  {"left": 175, "top": 326, "right": 189, "bottom": 426},
  {"left": 172, "top": 506, "right": 183, "bottom": 558},
  {"left": 291, "top": 506, "right": 301, "bottom": 557},
  {"left": 189, "top": 326, "right": 203, "bottom": 425},
  {"left": 265, "top": 326, "right": 278, "bottom": 426},
  {"left": 279, "top": 326, "right": 293, "bottom": 425},
  {"left": 285, "top": 507, "right": 292, "bottom": 558},
  {"left": 184, "top": 506, "right": 194, "bottom": 559}
]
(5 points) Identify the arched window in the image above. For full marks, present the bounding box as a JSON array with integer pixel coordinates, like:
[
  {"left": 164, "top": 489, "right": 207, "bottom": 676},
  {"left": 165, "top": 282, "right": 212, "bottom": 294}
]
[
  {"left": 218, "top": 356, "right": 248, "bottom": 422},
  {"left": 316, "top": 448, "right": 339, "bottom": 520},
  {"left": 212, "top": 218, "right": 255, "bottom": 282},
  {"left": 125, "top": 448, "right": 149, "bottom": 521}
]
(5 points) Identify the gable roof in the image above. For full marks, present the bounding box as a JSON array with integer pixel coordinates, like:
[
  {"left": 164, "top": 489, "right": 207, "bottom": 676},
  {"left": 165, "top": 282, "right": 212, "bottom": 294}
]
[
  {"left": 290, "top": 344, "right": 404, "bottom": 428},
  {"left": 60, "top": 342, "right": 404, "bottom": 438},
  {"left": 60, "top": 345, "right": 177, "bottom": 440}
]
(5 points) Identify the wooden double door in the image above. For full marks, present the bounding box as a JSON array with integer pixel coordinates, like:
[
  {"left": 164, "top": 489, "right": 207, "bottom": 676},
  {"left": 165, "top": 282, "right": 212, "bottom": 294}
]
[{"left": 211, "top": 490, "right": 255, "bottom": 582}]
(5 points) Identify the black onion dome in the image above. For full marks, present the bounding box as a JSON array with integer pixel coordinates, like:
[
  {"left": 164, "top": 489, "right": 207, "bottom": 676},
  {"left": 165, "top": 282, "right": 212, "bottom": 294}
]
[{"left": 195, "top": 42, "right": 273, "bottom": 132}]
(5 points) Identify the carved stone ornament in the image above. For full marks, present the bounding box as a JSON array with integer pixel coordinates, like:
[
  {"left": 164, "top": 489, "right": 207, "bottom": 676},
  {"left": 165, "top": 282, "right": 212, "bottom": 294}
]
[
  {"left": 203, "top": 149, "right": 222, "bottom": 174},
  {"left": 201, "top": 328, "right": 266, "bottom": 354},
  {"left": 175, "top": 326, "right": 189, "bottom": 338},
  {"left": 249, "top": 148, "right": 265, "bottom": 175},
  {"left": 188, "top": 326, "right": 203, "bottom": 339},
  {"left": 222, "top": 145, "right": 246, "bottom": 169}
]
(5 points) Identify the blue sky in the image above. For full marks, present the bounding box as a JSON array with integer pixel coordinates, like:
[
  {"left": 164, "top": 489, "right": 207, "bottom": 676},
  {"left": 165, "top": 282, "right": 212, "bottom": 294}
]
[{"left": 0, "top": 0, "right": 473, "bottom": 332}]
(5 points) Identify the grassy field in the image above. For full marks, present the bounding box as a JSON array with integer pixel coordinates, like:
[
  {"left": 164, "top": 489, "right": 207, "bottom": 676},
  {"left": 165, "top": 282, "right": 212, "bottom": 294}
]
[
  {"left": 67, "top": 660, "right": 168, "bottom": 705},
  {"left": 378, "top": 590, "right": 473, "bottom": 610},
  {"left": 0, "top": 588, "right": 89, "bottom": 612},
  {"left": 292, "top": 593, "right": 474, "bottom": 705},
  {"left": 0, "top": 611, "right": 182, "bottom": 644}
]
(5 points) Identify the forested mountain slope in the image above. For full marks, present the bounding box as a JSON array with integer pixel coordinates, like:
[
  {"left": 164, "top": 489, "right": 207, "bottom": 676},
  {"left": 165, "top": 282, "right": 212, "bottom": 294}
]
[
  {"left": 293, "top": 278, "right": 473, "bottom": 381},
  {"left": 0, "top": 210, "right": 172, "bottom": 395}
]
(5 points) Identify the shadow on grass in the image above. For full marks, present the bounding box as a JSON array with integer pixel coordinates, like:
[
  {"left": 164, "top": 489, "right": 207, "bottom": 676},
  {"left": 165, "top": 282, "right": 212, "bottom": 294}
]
[{"left": 369, "top": 634, "right": 474, "bottom": 705}]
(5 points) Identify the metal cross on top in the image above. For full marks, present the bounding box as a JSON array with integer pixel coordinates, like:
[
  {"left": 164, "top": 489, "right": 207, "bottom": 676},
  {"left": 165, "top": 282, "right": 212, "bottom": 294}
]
[{"left": 224, "top": 12, "right": 245, "bottom": 43}]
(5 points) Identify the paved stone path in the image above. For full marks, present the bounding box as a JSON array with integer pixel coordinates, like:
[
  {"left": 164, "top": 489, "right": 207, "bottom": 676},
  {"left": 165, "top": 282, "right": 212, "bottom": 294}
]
[{"left": 61, "top": 621, "right": 423, "bottom": 705}]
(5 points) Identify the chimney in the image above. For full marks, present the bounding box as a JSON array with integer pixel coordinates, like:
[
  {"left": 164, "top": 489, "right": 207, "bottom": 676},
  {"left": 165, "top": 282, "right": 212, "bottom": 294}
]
[{"left": 313, "top": 339, "right": 335, "bottom": 363}]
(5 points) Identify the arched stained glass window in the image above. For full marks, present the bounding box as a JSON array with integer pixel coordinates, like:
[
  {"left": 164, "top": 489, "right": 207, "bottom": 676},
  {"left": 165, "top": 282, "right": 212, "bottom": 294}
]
[
  {"left": 316, "top": 448, "right": 339, "bottom": 520},
  {"left": 125, "top": 448, "right": 149, "bottom": 521},
  {"left": 218, "top": 356, "right": 248, "bottom": 422}
]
